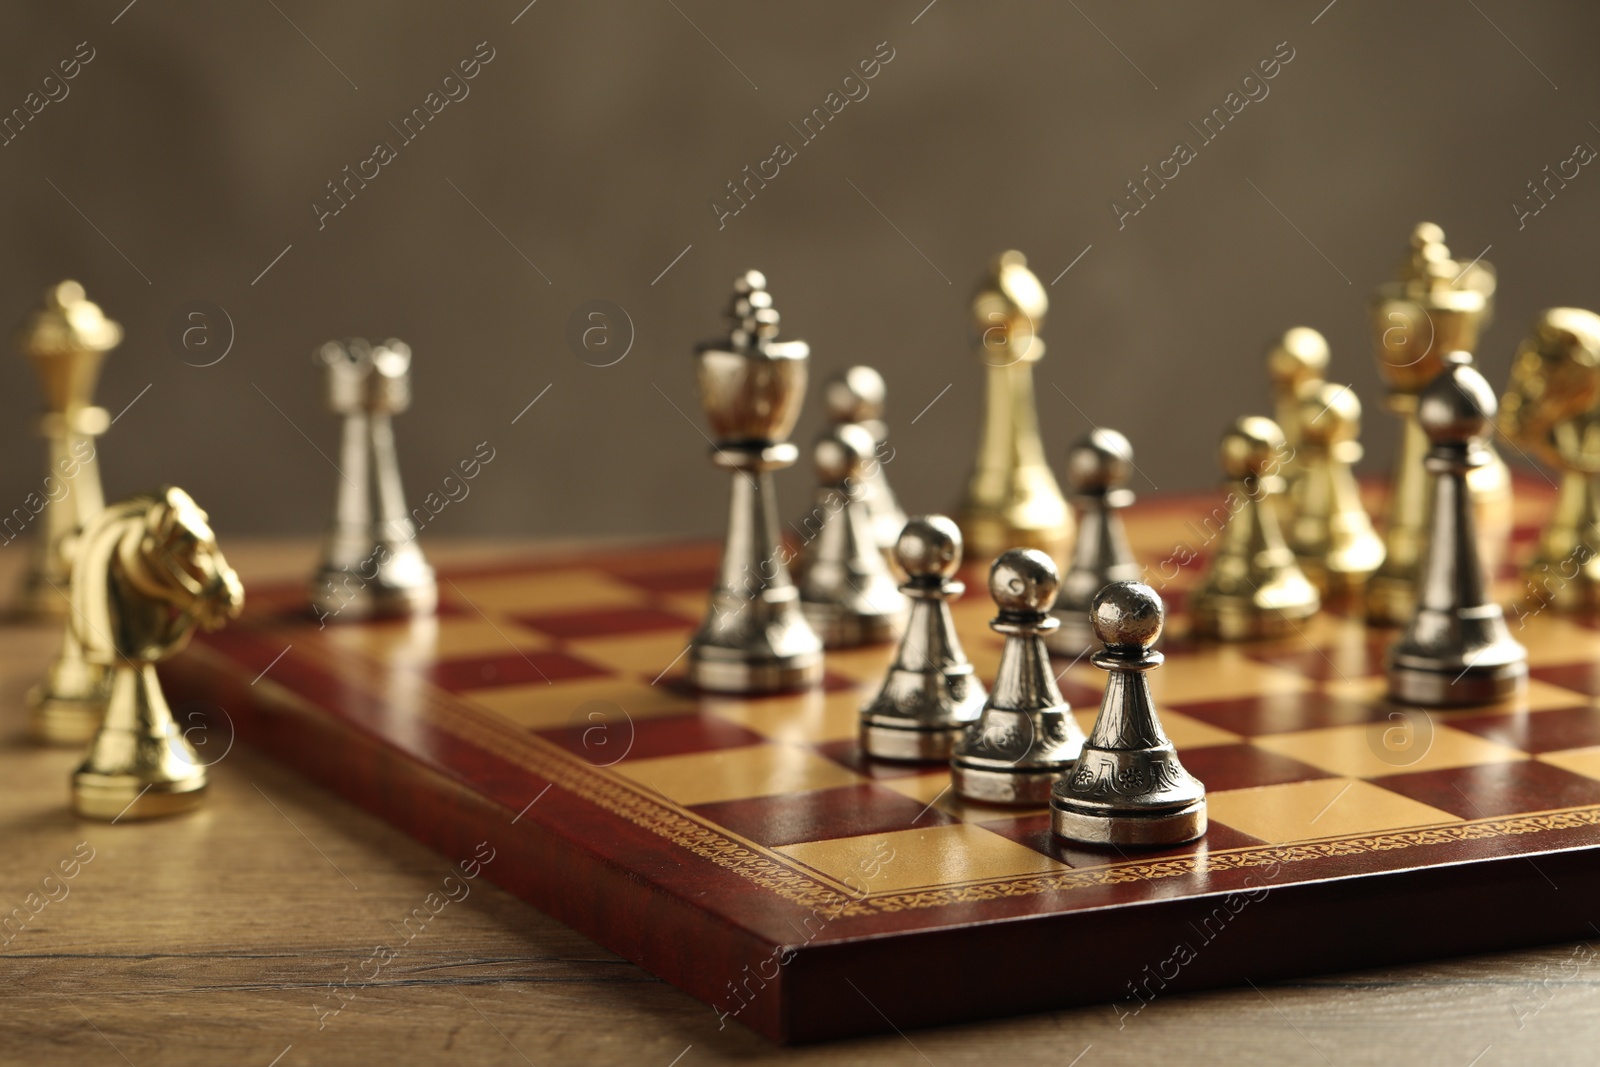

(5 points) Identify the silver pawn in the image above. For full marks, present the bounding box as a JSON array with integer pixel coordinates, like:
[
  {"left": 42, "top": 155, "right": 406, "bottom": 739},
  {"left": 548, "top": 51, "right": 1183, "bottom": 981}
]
[
  {"left": 1387, "top": 353, "right": 1528, "bottom": 705},
  {"left": 1051, "top": 581, "right": 1207, "bottom": 847},
  {"left": 1045, "top": 429, "right": 1142, "bottom": 658},
  {"left": 860, "top": 515, "right": 988, "bottom": 761},
  {"left": 797, "top": 424, "right": 908, "bottom": 647},
  {"left": 951, "top": 548, "right": 1086, "bottom": 805},
  {"left": 309, "top": 338, "right": 437, "bottom": 621},
  {"left": 825, "top": 366, "right": 906, "bottom": 552}
]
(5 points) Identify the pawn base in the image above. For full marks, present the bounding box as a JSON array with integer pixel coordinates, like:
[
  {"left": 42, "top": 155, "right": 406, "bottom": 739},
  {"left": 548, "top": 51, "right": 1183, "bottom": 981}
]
[
  {"left": 801, "top": 603, "right": 906, "bottom": 649},
  {"left": 28, "top": 693, "right": 104, "bottom": 746},
  {"left": 950, "top": 761, "right": 1065, "bottom": 806},
  {"left": 859, "top": 722, "right": 963, "bottom": 762},
  {"left": 1387, "top": 659, "right": 1528, "bottom": 707},
  {"left": 72, "top": 772, "right": 207, "bottom": 821},
  {"left": 1050, "top": 798, "right": 1207, "bottom": 847},
  {"left": 687, "top": 648, "right": 823, "bottom": 695}
]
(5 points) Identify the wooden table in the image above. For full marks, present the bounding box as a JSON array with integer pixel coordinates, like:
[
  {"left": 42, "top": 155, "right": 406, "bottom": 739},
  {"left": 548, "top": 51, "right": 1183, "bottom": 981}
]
[{"left": 2, "top": 541, "right": 1595, "bottom": 1067}]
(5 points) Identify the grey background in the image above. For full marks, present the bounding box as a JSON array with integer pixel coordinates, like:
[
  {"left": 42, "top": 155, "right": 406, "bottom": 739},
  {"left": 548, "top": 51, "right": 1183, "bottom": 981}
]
[{"left": 0, "top": 0, "right": 1593, "bottom": 540}]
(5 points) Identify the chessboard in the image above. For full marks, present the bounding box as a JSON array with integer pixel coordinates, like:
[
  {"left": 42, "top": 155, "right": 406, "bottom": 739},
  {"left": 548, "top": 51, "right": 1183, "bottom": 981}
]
[{"left": 160, "top": 480, "right": 1600, "bottom": 1044}]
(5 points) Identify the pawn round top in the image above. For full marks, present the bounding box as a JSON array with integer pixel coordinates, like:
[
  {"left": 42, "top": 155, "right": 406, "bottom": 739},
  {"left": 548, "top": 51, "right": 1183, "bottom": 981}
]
[
  {"left": 1297, "top": 382, "right": 1361, "bottom": 446},
  {"left": 1419, "top": 353, "right": 1497, "bottom": 444},
  {"left": 989, "top": 547, "right": 1059, "bottom": 615},
  {"left": 895, "top": 515, "right": 963, "bottom": 580},
  {"left": 825, "top": 366, "right": 887, "bottom": 423},
  {"left": 1266, "top": 327, "right": 1330, "bottom": 389},
  {"left": 1219, "top": 416, "right": 1286, "bottom": 480},
  {"left": 1066, "top": 428, "right": 1133, "bottom": 493},
  {"left": 814, "top": 423, "right": 874, "bottom": 484},
  {"left": 1090, "top": 580, "right": 1164, "bottom": 650}
]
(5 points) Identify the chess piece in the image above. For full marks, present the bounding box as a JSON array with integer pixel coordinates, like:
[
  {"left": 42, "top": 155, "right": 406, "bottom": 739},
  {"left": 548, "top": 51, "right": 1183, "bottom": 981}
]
[
  {"left": 1051, "top": 581, "right": 1206, "bottom": 847},
  {"left": 309, "top": 339, "right": 437, "bottom": 622},
  {"left": 796, "top": 424, "right": 908, "bottom": 646},
  {"left": 825, "top": 366, "right": 907, "bottom": 552},
  {"left": 958, "top": 251, "right": 1072, "bottom": 566},
  {"left": 1387, "top": 354, "right": 1527, "bottom": 706},
  {"left": 1499, "top": 308, "right": 1600, "bottom": 610},
  {"left": 951, "top": 548, "right": 1085, "bottom": 805},
  {"left": 14, "top": 281, "right": 117, "bottom": 619},
  {"left": 71, "top": 487, "right": 244, "bottom": 819},
  {"left": 1045, "top": 428, "right": 1142, "bottom": 658},
  {"left": 1191, "top": 417, "right": 1321, "bottom": 640},
  {"left": 1367, "top": 223, "right": 1512, "bottom": 625},
  {"left": 687, "top": 272, "right": 824, "bottom": 693},
  {"left": 1285, "top": 382, "right": 1386, "bottom": 597},
  {"left": 860, "top": 515, "right": 987, "bottom": 760},
  {"left": 1266, "top": 326, "right": 1330, "bottom": 504}
]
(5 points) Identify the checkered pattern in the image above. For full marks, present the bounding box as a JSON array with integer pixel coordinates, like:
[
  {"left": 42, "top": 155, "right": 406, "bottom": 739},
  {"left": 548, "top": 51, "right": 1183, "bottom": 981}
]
[{"left": 292, "top": 486, "right": 1577, "bottom": 898}]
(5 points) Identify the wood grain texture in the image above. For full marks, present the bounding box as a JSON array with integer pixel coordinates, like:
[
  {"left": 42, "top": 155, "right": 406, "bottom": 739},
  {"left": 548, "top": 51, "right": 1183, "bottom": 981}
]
[{"left": 1, "top": 540, "right": 1598, "bottom": 1066}]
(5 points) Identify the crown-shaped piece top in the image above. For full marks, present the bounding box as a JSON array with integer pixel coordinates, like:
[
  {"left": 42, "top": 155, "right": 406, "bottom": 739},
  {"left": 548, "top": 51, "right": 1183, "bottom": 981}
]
[
  {"left": 695, "top": 271, "right": 809, "bottom": 447},
  {"left": 18, "top": 280, "right": 122, "bottom": 412},
  {"left": 1371, "top": 224, "right": 1492, "bottom": 394}
]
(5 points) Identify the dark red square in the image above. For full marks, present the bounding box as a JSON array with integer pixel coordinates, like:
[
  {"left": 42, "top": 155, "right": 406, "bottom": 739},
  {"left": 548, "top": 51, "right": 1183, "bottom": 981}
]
[
  {"left": 422, "top": 649, "right": 607, "bottom": 692},
  {"left": 1531, "top": 663, "right": 1600, "bottom": 698},
  {"left": 1447, "top": 706, "right": 1600, "bottom": 755},
  {"left": 690, "top": 782, "right": 955, "bottom": 847},
  {"left": 1372, "top": 760, "right": 1600, "bottom": 819},
  {"left": 1174, "top": 691, "right": 1380, "bottom": 736},
  {"left": 812, "top": 738, "right": 940, "bottom": 780},
  {"left": 536, "top": 712, "right": 763, "bottom": 762},
  {"left": 977, "top": 811, "right": 1263, "bottom": 867},
  {"left": 1176, "top": 743, "right": 1334, "bottom": 792},
  {"left": 1244, "top": 633, "right": 1388, "bottom": 682},
  {"left": 615, "top": 566, "right": 719, "bottom": 594},
  {"left": 513, "top": 606, "right": 695, "bottom": 639}
]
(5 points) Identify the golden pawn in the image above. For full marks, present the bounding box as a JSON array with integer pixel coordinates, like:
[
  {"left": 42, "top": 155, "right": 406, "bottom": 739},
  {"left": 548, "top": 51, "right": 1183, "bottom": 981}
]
[
  {"left": 1366, "top": 223, "right": 1512, "bottom": 625},
  {"left": 1499, "top": 308, "right": 1600, "bottom": 610},
  {"left": 1191, "top": 417, "right": 1321, "bottom": 640},
  {"left": 957, "top": 251, "right": 1072, "bottom": 566},
  {"left": 15, "top": 281, "right": 118, "bottom": 619},
  {"left": 71, "top": 488, "right": 243, "bottom": 820},
  {"left": 1266, "top": 326, "right": 1330, "bottom": 502},
  {"left": 1286, "top": 383, "right": 1385, "bottom": 598}
]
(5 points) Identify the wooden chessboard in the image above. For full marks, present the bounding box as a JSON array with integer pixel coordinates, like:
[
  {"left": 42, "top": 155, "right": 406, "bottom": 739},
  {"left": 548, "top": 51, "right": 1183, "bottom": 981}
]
[{"left": 160, "top": 484, "right": 1600, "bottom": 1044}]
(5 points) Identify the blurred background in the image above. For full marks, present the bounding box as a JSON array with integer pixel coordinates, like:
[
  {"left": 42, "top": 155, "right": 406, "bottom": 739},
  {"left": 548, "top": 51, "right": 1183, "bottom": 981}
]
[{"left": 0, "top": 0, "right": 1595, "bottom": 540}]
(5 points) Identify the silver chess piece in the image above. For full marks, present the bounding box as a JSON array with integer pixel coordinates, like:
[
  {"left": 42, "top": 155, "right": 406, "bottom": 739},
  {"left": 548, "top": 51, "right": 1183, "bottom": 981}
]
[
  {"left": 687, "top": 272, "right": 824, "bottom": 693},
  {"left": 309, "top": 338, "right": 437, "bottom": 621},
  {"left": 1051, "top": 581, "right": 1207, "bottom": 847},
  {"left": 1045, "top": 429, "right": 1142, "bottom": 658},
  {"left": 797, "top": 424, "right": 908, "bottom": 647},
  {"left": 1387, "top": 352, "right": 1528, "bottom": 706},
  {"left": 859, "top": 515, "right": 987, "bottom": 761},
  {"left": 825, "top": 366, "right": 906, "bottom": 552},
  {"left": 951, "top": 548, "right": 1086, "bottom": 805}
]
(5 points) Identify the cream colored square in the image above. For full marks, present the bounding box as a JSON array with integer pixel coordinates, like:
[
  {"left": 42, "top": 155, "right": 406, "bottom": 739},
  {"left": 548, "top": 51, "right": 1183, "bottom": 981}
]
[
  {"left": 1512, "top": 615, "right": 1600, "bottom": 667},
  {"left": 1538, "top": 746, "right": 1600, "bottom": 781},
  {"left": 824, "top": 645, "right": 900, "bottom": 685},
  {"left": 461, "top": 677, "right": 692, "bottom": 730},
  {"left": 1254, "top": 723, "right": 1526, "bottom": 778},
  {"left": 1208, "top": 777, "right": 1460, "bottom": 844},
  {"left": 1148, "top": 650, "right": 1310, "bottom": 705},
  {"left": 323, "top": 617, "right": 551, "bottom": 663},
  {"left": 877, "top": 771, "right": 1047, "bottom": 822},
  {"left": 611, "top": 743, "right": 863, "bottom": 806},
  {"left": 444, "top": 570, "right": 644, "bottom": 614},
  {"left": 565, "top": 629, "right": 696, "bottom": 681},
  {"left": 664, "top": 591, "right": 710, "bottom": 621},
  {"left": 705, "top": 689, "right": 863, "bottom": 743},
  {"left": 776, "top": 822, "right": 1068, "bottom": 894},
  {"left": 1324, "top": 674, "right": 1589, "bottom": 713}
]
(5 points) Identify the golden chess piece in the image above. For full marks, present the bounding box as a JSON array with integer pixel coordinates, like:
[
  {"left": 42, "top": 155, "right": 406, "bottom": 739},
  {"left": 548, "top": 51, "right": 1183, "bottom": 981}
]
[
  {"left": 15, "top": 281, "right": 118, "bottom": 619},
  {"left": 1499, "top": 308, "right": 1600, "bottom": 610},
  {"left": 71, "top": 487, "right": 243, "bottom": 820},
  {"left": 957, "top": 251, "right": 1072, "bottom": 567},
  {"left": 1266, "top": 325, "right": 1330, "bottom": 503},
  {"left": 1366, "top": 223, "right": 1512, "bottom": 626},
  {"left": 1191, "top": 417, "right": 1321, "bottom": 640},
  {"left": 1285, "top": 382, "right": 1385, "bottom": 598}
]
